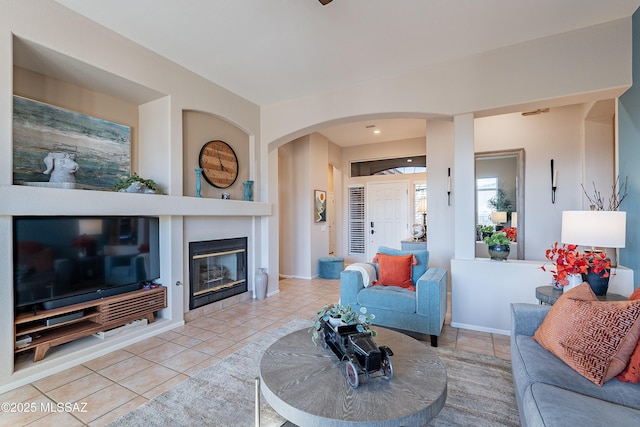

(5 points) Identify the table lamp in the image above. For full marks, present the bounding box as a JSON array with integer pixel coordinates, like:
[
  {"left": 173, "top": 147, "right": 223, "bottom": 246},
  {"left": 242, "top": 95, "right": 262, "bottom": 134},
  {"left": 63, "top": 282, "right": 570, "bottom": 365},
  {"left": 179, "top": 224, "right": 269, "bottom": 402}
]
[
  {"left": 561, "top": 210, "right": 626, "bottom": 292},
  {"left": 561, "top": 210, "right": 626, "bottom": 252},
  {"left": 418, "top": 198, "right": 427, "bottom": 227},
  {"left": 491, "top": 211, "right": 507, "bottom": 231}
]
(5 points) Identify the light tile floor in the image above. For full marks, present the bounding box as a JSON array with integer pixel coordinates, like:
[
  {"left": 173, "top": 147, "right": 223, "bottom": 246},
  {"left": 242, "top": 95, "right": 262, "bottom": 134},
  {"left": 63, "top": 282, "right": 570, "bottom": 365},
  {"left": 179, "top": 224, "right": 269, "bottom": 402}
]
[{"left": 1, "top": 277, "right": 510, "bottom": 426}]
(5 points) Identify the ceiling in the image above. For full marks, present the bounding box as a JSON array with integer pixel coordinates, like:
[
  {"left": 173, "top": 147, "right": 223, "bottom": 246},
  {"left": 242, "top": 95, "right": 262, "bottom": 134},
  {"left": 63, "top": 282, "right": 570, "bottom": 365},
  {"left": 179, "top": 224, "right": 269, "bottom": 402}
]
[{"left": 52, "top": 0, "right": 640, "bottom": 146}]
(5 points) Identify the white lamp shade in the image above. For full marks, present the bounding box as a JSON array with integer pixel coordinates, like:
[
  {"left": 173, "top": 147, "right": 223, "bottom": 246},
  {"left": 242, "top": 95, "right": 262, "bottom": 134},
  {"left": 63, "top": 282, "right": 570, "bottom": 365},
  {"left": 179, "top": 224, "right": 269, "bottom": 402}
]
[
  {"left": 491, "top": 211, "right": 507, "bottom": 224},
  {"left": 511, "top": 212, "right": 518, "bottom": 228},
  {"left": 561, "top": 211, "right": 626, "bottom": 248},
  {"left": 418, "top": 198, "right": 427, "bottom": 213}
]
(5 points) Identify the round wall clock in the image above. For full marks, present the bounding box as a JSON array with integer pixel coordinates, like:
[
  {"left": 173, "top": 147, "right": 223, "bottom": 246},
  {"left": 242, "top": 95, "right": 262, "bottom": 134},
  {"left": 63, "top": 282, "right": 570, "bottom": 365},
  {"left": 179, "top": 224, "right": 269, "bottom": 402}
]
[{"left": 198, "top": 140, "right": 239, "bottom": 189}]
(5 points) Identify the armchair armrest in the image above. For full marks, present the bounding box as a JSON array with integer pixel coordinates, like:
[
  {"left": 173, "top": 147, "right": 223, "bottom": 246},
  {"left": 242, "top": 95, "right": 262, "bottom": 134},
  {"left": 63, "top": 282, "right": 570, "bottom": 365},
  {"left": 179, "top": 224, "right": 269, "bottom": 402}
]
[
  {"left": 510, "top": 303, "right": 550, "bottom": 337},
  {"left": 416, "top": 267, "right": 447, "bottom": 332},
  {"left": 340, "top": 270, "right": 365, "bottom": 306}
]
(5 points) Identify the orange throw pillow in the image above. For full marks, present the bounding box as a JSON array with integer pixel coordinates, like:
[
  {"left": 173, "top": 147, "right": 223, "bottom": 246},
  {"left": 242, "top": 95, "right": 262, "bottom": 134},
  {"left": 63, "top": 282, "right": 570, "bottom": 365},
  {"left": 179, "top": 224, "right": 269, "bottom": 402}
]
[
  {"left": 534, "top": 283, "right": 640, "bottom": 386},
  {"left": 373, "top": 253, "right": 415, "bottom": 290},
  {"left": 616, "top": 287, "right": 640, "bottom": 383}
]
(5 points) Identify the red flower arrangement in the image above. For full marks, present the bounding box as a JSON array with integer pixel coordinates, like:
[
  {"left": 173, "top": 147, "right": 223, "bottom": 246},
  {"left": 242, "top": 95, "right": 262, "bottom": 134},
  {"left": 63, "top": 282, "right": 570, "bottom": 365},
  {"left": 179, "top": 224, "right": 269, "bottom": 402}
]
[
  {"left": 503, "top": 227, "right": 517, "bottom": 241},
  {"left": 541, "top": 242, "right": 611, "bottom": 286}
]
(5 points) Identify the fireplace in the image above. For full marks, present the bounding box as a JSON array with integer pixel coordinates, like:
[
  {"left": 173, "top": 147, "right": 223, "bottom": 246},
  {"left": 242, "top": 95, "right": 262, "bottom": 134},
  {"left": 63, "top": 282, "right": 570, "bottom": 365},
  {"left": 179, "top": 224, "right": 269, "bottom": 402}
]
[{"left": 189, "top": 237, "right": 247, "bottom": 310}]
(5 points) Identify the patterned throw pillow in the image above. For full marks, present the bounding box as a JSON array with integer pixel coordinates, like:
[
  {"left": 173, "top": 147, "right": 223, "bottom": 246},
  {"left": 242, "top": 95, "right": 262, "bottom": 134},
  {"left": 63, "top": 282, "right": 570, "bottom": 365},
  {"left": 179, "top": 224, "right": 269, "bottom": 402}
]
[
  {"left": 372, "top": 253, "right": 415, "bottom": 290},
  {"left": 616, "top": 287, "right": 640, "bottom": 383},
  {"left": 534, "top": 283, "right": 640, "bottom": 386}
]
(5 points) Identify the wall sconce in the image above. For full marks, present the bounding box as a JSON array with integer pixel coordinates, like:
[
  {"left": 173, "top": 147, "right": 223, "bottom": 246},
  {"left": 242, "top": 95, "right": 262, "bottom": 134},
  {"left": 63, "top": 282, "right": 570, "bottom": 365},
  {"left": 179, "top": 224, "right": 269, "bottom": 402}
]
[
  {"left": 550, "top": 159, "right": 557, "bottom": 203},
  {"left": 447, "top": 167, "right": 451, "bottom": 206}
]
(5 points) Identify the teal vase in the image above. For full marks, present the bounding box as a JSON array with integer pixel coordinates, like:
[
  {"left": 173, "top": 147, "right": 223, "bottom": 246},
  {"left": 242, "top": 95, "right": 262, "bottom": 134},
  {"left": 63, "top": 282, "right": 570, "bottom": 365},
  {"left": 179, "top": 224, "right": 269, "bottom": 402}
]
[{"left": 243, "top": 180, "right": 254, "bottom": 201}]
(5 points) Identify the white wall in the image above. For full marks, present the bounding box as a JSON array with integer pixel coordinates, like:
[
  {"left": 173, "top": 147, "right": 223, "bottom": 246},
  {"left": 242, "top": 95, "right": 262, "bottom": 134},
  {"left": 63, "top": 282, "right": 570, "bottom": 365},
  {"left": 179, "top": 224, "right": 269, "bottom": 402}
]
[
  {"left": 261, "top": 18, "right": 632, "bottom": 148},
  {"left": 474, "top": 105, "right": 588, "bottom": 260},
  {"left": 0, "top": 0, "right": 265, "bottom": 393},
  {"left": 426, "top": 121, "right": 455, "bottom": 271},
  {"left": 262, "top": 17, "right": 632, "bottom": 287},
  {"left": 279, "top": 133, "right": 330, "bottom": 278}
]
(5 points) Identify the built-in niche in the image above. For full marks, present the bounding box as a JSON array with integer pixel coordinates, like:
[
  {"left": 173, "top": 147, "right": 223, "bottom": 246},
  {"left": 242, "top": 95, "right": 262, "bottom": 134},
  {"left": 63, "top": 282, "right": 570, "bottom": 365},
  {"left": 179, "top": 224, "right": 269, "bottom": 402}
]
[
  {"left": 12, "top": 36, "right": 167, "bottom": 190},
  {"left": 182, "top": 110, "right": 250, "bottom": 200}
]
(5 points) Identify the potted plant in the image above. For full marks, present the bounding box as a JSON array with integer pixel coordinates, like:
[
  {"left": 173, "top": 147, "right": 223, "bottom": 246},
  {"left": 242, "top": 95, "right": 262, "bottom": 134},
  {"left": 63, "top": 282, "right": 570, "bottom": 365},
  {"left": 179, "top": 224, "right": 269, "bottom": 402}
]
[
  {"left": 113, "top": 172, "right": 164, "bottom": 194},
  {"left": 540, "top": 242, "right": 611, "bottom": 294},
  {"left": 310, "top": 303, "right": 375, "bottom": 345},
  {"left": 483, "top": 231, "right": 511, "bottom": 261},
  {"left": 478, "top": 225, "right": 494, "bottom": 241}
]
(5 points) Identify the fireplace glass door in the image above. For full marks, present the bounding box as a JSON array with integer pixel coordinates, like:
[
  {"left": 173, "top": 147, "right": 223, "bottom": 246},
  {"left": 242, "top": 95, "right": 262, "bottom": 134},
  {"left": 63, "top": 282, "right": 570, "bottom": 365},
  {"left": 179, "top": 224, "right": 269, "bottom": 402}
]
[{"left": 189, "top": 237, "right": 247, "bottom": 309}]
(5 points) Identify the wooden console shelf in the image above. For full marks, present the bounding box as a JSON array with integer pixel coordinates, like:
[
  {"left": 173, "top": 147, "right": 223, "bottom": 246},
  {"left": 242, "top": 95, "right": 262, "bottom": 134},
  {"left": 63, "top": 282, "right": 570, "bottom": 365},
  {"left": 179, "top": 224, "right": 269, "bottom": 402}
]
[{"left": 15, "top": 286, "right": 167, "bottom": 362}]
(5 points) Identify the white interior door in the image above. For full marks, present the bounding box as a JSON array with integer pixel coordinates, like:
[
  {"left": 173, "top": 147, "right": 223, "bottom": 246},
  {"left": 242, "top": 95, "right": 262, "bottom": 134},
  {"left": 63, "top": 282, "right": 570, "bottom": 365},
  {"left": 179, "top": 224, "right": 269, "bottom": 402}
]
[{"left": 367, "top": 182, "right": 409, "bottom": 259}]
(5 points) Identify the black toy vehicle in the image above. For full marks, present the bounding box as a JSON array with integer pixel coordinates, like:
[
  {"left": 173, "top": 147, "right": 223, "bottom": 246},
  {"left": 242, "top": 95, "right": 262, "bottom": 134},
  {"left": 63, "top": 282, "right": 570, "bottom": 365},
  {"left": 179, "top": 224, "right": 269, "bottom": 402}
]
[{"left": 319, "top": 321, "right": 393, "bottom": 388}]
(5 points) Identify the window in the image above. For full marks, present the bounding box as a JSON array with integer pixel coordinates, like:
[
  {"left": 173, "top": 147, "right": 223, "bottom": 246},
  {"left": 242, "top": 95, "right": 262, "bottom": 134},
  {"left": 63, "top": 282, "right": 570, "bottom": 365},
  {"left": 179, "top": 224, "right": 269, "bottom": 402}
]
[
  {"left": 414, "top": 183, "right": 427, "bottom": 226},
  {"left": 351, "top": 156, "right": 426, "bottom": 177},
  {"left": 348, "top": 186, "right": 365, "bottom": 255},
  {"left": 477, "top": 177, "right": 497, "bottom": 225}
]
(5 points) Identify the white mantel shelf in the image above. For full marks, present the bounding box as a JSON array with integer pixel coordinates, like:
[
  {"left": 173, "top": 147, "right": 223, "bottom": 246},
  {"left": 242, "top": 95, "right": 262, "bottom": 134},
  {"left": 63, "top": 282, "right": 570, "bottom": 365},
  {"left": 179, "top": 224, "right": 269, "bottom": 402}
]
[{"left": 0, "top": 185, "right": 271, "bottom": 217}]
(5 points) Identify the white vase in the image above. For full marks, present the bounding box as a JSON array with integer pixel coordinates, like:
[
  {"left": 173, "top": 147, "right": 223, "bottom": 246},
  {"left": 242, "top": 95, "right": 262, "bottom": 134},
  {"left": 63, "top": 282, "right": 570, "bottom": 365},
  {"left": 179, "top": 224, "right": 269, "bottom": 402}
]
[
  {"left": 255, "top": 268, "right": 268, "bottom": 300},
  {"left": 563, "top": 273, "right": 583, "bottom": 292}
]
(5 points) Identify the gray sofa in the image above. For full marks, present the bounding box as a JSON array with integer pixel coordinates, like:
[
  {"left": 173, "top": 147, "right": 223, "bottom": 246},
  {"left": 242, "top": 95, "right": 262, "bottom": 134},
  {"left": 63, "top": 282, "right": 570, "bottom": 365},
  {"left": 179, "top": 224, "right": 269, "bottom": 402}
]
[
  {"left": 340, "top": 246, "right": 447, "bottom": 346},
  {"left": 510, "top": 303, "right": 640, "bottom": 426}
]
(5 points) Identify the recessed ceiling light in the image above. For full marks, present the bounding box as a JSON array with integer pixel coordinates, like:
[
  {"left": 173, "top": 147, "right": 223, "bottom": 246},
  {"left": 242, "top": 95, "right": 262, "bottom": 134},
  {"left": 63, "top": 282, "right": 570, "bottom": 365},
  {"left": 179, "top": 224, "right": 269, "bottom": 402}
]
[
  {"left": 407, "top": 159, "right": 413, "bottom": 163},
  {"left": 373, "top": 129, "right": 381, "bottom": 134}
]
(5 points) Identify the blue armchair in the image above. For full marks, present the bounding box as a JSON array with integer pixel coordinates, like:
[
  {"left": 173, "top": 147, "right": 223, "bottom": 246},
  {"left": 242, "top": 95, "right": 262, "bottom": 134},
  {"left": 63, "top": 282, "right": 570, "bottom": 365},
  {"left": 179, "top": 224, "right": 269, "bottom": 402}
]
[{"left": 340, "top": 246, "right": 447, "bottom": 346}]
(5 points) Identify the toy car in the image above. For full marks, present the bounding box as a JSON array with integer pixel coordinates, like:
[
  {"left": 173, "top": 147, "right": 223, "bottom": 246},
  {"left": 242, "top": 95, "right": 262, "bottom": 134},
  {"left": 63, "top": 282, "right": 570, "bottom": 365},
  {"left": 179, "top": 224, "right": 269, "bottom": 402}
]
[{"left": 319, "top": 321, "right": 393, "bottom": 388}]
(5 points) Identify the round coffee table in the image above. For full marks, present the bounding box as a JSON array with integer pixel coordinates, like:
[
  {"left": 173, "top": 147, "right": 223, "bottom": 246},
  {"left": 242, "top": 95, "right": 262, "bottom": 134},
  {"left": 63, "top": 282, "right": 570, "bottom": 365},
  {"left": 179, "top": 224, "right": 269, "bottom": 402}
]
[{"left": 260, "top": 327, "right": 447, "bottom": 427}]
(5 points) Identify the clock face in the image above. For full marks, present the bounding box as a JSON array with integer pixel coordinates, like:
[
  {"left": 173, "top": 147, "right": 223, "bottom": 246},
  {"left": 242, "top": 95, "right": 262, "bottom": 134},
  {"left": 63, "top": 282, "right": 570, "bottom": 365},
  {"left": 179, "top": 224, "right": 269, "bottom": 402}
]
[{"left": 199, "top": 140, "right": 239, "bottom": 189}]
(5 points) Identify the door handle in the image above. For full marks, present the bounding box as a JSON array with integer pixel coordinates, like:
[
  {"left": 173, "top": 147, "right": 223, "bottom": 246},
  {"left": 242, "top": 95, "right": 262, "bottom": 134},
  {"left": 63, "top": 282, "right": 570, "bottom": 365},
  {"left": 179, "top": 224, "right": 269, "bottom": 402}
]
[
  {"left": 371, "top": 222, "right": 374, "bottom": 228},
  {"left": 371, "top": 230, "right": 375, "bottom": 235}
]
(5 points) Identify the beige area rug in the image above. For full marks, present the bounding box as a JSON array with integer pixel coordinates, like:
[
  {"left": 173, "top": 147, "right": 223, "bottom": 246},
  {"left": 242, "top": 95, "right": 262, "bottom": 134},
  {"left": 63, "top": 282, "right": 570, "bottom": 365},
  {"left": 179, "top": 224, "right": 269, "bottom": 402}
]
[{"left": 110, "top": 319, "right": 519, "bottom": 426}]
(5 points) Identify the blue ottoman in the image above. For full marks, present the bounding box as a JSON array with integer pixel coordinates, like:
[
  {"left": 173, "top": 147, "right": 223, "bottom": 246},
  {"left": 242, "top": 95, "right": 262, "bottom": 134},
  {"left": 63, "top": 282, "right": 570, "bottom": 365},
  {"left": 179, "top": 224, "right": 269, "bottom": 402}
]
[{"left": 318, "top": 256, "right": 344, "bottom": 279}]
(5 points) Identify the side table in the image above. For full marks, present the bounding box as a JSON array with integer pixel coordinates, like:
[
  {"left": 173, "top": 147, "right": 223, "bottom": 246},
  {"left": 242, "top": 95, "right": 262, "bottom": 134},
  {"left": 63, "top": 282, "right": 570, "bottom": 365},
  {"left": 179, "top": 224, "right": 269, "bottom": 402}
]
[
  {"left": 535, "top": 285, "right": 627, "bottom": 305},
  {"left": 401, "top": 240, "right": 427, "bottom": 251}
]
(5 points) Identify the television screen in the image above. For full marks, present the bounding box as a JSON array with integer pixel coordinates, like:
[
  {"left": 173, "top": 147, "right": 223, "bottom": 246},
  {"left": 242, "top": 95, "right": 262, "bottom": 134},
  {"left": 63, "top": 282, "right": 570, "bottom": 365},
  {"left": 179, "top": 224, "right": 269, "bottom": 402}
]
[{"left": 13, "top": 216, "right": 160, "bottom": 311}]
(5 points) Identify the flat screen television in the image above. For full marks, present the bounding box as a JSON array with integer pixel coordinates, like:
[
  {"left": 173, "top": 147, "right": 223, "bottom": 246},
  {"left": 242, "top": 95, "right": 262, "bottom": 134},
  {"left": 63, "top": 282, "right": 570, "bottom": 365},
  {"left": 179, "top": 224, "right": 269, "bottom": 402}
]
[{"left": 13, "top": 216, "right": 160, "bottom": 312}]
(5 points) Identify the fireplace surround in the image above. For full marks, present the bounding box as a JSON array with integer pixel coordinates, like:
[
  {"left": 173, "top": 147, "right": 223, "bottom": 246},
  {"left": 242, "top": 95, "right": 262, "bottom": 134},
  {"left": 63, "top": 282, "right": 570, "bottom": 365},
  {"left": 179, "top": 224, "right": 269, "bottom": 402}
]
[{"left": 189, "top": 237, "right": 248, "bottom": 310}]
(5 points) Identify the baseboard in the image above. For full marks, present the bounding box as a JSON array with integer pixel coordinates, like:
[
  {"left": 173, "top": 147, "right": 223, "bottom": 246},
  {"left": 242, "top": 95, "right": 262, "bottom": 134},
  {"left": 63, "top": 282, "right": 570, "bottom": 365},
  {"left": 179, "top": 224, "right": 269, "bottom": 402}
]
[{"left": 278, "top": 274, "right": 313, "bottom": 280}]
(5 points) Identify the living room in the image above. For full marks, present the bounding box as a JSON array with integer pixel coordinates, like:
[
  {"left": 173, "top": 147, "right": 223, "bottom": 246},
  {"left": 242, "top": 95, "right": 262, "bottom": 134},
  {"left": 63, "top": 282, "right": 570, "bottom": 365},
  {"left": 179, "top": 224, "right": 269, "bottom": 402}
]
[{"left": 2, "top": 0, "right": 640, "bottom": 424}]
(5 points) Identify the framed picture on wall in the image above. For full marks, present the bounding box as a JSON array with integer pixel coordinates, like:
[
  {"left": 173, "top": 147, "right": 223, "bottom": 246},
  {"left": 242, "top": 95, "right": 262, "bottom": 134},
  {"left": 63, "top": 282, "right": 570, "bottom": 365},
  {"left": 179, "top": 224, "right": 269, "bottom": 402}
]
[
  {"left": 315, "top": 190, "right": 326, "bottom": 223},
  {"left": 12, "top": 95, "right": 131, "bottom": 190}
]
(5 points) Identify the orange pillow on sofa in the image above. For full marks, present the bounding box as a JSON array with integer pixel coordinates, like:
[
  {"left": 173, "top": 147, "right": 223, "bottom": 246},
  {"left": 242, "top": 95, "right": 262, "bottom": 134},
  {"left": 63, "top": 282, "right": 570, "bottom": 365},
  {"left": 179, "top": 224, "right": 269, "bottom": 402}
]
[
  {"left": 373, "top": 253, "right": 415, "bottom": 290},
  {"left": 534, "top": 283, "right": 640, "bottom": 386},
  {"left": 616, "top": 287, "right": 640, "bottom": 383}
]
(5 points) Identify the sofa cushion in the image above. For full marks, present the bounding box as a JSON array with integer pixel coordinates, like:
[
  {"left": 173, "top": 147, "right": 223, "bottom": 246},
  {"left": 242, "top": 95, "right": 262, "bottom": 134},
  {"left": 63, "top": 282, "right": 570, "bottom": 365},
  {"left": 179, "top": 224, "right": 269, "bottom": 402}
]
[
  {"left": 357, "top": 286, "right": 416, "bottom": 314},
  {"left": 374, "top": 253, "right": 414, "bottom": 289},
  {"left": 376, "top": 246, "right": 428, "bottom": 286},
  {"left": 534, "top": 283, "right": 640, "bottom": 385},
  {"left": 523, "top": 382, "right": 640, "bottom": 426},
  {"left": 617, "top": 288, "right": 640, "bottom": 383},
  {"left": 513, "top": 335, "right": 640, "bottom": 410}
]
